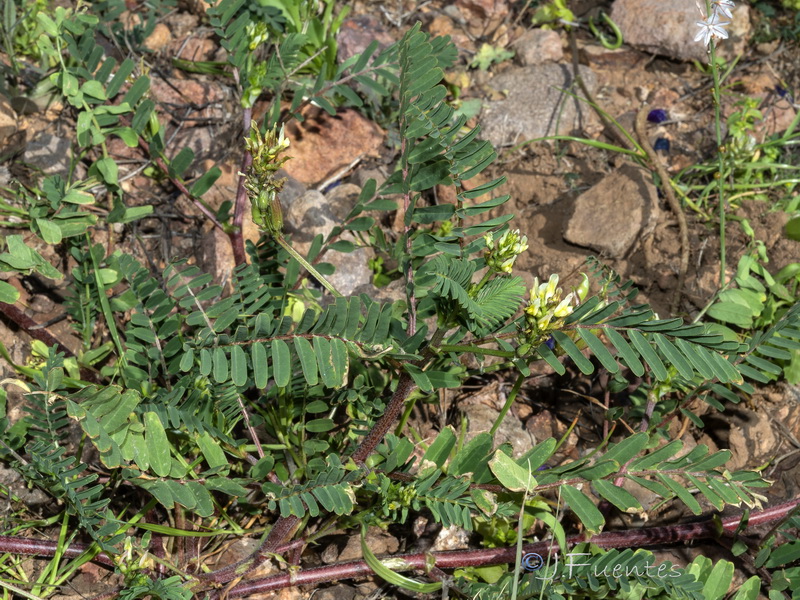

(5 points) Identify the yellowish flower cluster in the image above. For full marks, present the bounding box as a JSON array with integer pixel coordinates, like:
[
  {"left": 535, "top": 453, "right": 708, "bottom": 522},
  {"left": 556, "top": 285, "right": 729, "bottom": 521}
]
[
  {"left": 243, "top": 121, "right": 291, "bottom": 235},
  {"left": 483, "top": 229, "right": 529, "bottom": 274},
  {"left": 525, "top": 274, "right": 575, "bottom": 333}
]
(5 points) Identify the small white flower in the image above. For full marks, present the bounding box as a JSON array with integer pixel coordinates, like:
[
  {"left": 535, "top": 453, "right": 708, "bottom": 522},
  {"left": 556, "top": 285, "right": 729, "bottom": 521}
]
[
  {"left": 694, "top": 10, "right": 730, "bottom": 47},
  {"left": 710, "top": 0, "right": 735, "bottom": 19}
]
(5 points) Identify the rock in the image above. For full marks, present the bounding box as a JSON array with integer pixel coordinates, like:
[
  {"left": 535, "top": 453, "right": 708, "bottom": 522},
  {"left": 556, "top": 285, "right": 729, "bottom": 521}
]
[
  {"left": 283, "top": 107, "right": 384, "bottom": 186},
  {"left": 24, "top": 134, "right": 71, "bottom": 178},
  {"left": 314, "top": 584, "right": 357, "bottom": 600},
  {"left": 429, "top": 14, "right": 474, "bottom": 52},
  {"left": 143, "top": 23, "right": 171, "bottom": 51},
  {"left": 338, "top": 527, "right": 399, "bottom": 562},
  {"left": 351, "top": 167, "right": 388, "bottom": 189},
  {"left": 337, "top": 15, "right": 395, "bottom": 64},
  {"left": 526, "top": 409, "right": 555, "bottom": 442},
  {"left": 513, "top": 29, "right": 563, "bottom": 66},
  {"left": 480, "top": 64, "right": 597, "bottom": 147},
  {"left": 457, "top": 0, "right": 510, "bottom": 36},
  {"left": 0, "top": 466, "right": 51, "bottom": 508},
  {"left": 460, "top": 382, "right": 535, "bottom": 457},
  {"left": 432, "top": 525, "right": 471, "bottom": 551},
  {"left": 0, "top": 94, "right": 17, "bottom": 143},
  {"left": 563, "top": 164, "right": 660, "bottom": 258},
  {"left": 282, "top": 185, "right": 374, "bottom": 296},
  {"left": 610, "top": 0, "right": 750, "bottom": 63},
  {"left": 578, "top": 42, "right": 645, "bottom": 69},
  {"left": 174, "top": 36, "right": 217, "bottom": 62},
  {"left": 163, "top": 11, "right": 200, "bottom": 41},
  {"left": 197, "top": 227, "right": 234, "bottom": 288},
  {"left": 282, "top": 190, "right": 339, "bottom": 254},
  {"left": 735, "top": 70, "right": 797, "bottom": 140},
  {"left": 324, "top": 246, "right": 374, "bottom": 297},
  {"left": 727, "top": 409, "right": 778, "bottom": 471}
]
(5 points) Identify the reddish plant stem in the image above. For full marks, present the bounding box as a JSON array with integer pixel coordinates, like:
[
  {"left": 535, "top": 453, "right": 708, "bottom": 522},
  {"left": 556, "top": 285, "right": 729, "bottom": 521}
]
[
  {"left": 351, "top": 372, "right": 416, "bottom": 465},
  {"left": 0, "top": 302, "right": 75, "bottom": 358},
  {"left": 223, "top": 497, "right": 800, "bottom": 598},
  {"left": 1, "top": 498, "right": 797, "bottom": 595},
  {"left": 0, "top": 535, "right": 115, "bottom": 568},
  {"left": 230, "top": 107, "right": 254, "bottom": 266},
  {"left": 209, "top": 372, "right": 419, "bottom": 582},
  {"left": 137, "top": 137, "right": 224, "bottom": 232}
]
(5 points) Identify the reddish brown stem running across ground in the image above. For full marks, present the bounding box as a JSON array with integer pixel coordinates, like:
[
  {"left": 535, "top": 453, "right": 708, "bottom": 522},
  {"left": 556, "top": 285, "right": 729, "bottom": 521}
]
[{"left": 221, "top": 497, "right": 800, "bottom": 598}]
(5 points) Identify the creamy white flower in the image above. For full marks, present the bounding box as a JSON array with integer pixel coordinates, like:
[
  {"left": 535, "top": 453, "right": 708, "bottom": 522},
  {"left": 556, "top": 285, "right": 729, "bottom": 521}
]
[
  {"left": 694, "top": 10, "right": 730, "bottom": 47},
  {"left": 710, "top": 0, "right": 735, "bottom": 19}
]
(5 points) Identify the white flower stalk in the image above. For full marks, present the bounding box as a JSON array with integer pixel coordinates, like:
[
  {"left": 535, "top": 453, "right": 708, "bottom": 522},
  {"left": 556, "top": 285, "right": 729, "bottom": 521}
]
[
  {"left": 710, "top": 0, "right": 735, "bottom": 19},
  {"left": 695, "top": 1, "right": 733, "bottom": 47}
]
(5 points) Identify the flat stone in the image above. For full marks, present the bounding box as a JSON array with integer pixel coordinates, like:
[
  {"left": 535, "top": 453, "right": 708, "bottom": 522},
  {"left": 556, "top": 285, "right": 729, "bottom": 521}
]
[
  {"left": 460, "top": 382, "right": 535, "bottom": 457},
  {"left": 456, "top": 0, "right": 510, "bottom": 39},
  {"left": 197, "top": 226, "right": 234, "bottom": 289},
  {"left": 282, "top": 185, "right": 373, "bottom": 296},
  {"left": 513, "top": 28, "right": 563, "bottom": 66},
  {"left": 578, "top": 42, "right": 645, "bottom": 69},
  {"left": 610, "top": 0, "right": 750, "bottom": 63},
  {"left": 0, "top": 94, "right": 17, "bottom": 142},
  {"left": 337, "top": 15, "right": 395, "bottom": 64},
  {"left": 563, "top": 164, "right": 659, "bottom": 257},
  {"left": 24, "top": 134, "right": 71, "bottom": 178},
  {"left": 143, "top": 23, "right": 171, "bottom": 51},
  {"left": 479, "top": 63, "right": 597, "bottom": 147},
  {"left": 324, "top": 246, "right": 374, "bottom": 297},
  {"left": 283, "top": 107, "right": 384, "bottom": 187}
]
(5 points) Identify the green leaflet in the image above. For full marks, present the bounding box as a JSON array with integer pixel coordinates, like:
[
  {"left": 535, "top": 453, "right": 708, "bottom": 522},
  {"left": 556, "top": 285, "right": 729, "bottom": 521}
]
[
  {"left": 489, "top": 449, "right": 537, "bottom": 492},
  {"left": 272, "top": 339, "right": 291, "bottom": 388},
  {"left": 144, "top": 411, "right": 171, "bottom": 477},
  {"left": 560, "top": 484, "right": 604, "bottom": 534}
]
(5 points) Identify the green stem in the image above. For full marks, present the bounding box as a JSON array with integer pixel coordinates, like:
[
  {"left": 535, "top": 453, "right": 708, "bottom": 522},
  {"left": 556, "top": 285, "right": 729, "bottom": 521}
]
[
  {"left": 489, "top": 371, "right": 525, "bottom": 437},
  {"left": 274, "top": 235, "right": 342, "bottom": 298},
  {"left": 709, "top": 39, "right": 727, "bottom": 288}
]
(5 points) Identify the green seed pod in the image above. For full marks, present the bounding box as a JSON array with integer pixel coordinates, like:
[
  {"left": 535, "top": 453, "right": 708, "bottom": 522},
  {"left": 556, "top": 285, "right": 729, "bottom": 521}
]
[{"left": 266, "top": 188, "right": 283, "bottom": 234}]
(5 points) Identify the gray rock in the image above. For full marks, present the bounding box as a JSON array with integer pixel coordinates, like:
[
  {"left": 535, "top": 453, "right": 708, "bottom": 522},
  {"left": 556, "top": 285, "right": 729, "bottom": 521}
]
[
  {"left": 24, "top": 134, "right": 71, "bottom": 177},
  {"left": 324, "top": 246, "right": 374, "bottom": 297},
  {"left": 283, "top": 184, "right": 373, "bottom": 297},
  {"left": 480, "top": 63, "right": 597, "bottom": 147},
  {"left": 563, "top": 164, "right": 659, "bottom": 257},
  {"left": 460, "top": 382, "right": 535, "bottom": 457},
  {"left": 283, "top": 184, "right": 362, "bottom": 252},
  {"left": 610, "top": 0, "right": 750, "bottom": 63},
  {"left": 513, "top": 28, "right": 563, "bottom": 66},
  {"left": 278, "top": 169, "right": 306, "bottom": 204},
  {"left": 0, "top": 94, "right": 17, "bottom": 143}
]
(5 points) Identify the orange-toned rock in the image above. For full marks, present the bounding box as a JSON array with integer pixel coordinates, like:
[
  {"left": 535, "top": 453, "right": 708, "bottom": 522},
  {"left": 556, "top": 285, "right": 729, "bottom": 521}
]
[
  {"left": 143, "top": 23, "right": 171, "bottom": 51},
  {"left": 282, "top": 107, "right": 384, "bottom": 187}
]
